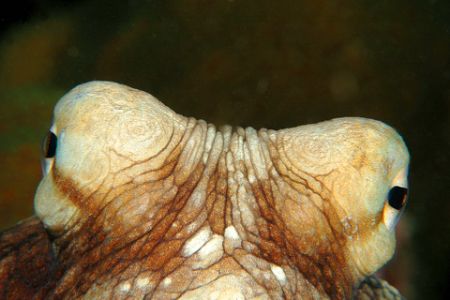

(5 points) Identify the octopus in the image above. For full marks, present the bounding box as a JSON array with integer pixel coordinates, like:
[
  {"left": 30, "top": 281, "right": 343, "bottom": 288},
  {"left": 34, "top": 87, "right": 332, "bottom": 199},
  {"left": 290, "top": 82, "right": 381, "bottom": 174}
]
[{"left": 0, "top": 81, "right": 409, "bottom": 299}]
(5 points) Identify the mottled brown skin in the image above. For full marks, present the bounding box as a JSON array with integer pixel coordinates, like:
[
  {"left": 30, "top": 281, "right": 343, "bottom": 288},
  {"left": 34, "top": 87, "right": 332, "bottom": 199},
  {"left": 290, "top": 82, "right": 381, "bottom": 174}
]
[
  {"left": 0, "top": 218, "right": 403, "bottom": 300},
  {"left": 0, "top": 82, "right": 409, "bottom": 299},
  {"left": 0, "top": 217, "right": 55, "bottom": 299}
]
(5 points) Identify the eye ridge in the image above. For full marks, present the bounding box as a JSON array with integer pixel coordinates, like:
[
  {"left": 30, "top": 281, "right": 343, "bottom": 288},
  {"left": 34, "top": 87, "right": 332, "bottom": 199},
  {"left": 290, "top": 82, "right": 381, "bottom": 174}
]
[
  {"left": 388, "top": 186, "right": 408, "bottom": 210},
  {"left": 43, "top": 131, "right": 57, "bottom": 158}
]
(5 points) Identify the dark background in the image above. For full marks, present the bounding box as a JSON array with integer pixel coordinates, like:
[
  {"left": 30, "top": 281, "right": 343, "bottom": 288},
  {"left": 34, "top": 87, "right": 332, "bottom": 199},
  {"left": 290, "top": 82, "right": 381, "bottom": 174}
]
[{"left": 0, "top": 1, "right": 448, "bottom": 299}]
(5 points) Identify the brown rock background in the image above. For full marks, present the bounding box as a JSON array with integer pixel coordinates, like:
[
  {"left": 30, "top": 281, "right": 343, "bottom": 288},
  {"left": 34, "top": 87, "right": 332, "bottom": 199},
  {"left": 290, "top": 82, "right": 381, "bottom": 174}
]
[{"left": 0, "top": 1, "right": 448, "bottom": 299}]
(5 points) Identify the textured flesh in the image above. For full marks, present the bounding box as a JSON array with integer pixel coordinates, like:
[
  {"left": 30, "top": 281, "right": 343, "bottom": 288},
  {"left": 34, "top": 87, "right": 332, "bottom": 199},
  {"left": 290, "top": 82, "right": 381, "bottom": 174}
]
[
  {"left": 20, "top": 82, "right": 410, "bottom": 299},
  {"left": 48, "top": 121, "right": 348, "bottom": 299},
  {"left": 0, "top": 217, "right": 403, "bottom": 300}
]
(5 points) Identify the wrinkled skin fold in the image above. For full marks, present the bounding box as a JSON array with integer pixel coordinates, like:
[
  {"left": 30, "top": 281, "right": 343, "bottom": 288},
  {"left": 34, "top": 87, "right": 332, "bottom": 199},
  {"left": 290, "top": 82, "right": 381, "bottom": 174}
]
[{"left": 1, "top": 82, "right": 409, "bottom": 299}]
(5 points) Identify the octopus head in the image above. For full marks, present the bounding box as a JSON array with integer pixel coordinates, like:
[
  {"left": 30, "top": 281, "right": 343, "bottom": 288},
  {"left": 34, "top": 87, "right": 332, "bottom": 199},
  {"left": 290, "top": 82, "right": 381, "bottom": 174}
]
[
  {"left": 34, "top": 81, "right": 185, "bottom": 235},
  {"left": 277, "top": 118, "right": 410, "bottom": 278},
  {"left": 34, "top": 81, "right": 410, "bottom": 291}
]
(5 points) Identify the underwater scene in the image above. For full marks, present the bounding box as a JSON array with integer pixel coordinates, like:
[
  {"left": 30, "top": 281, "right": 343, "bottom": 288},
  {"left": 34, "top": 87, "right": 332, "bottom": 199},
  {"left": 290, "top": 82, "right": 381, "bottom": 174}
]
[{"left": 0, "top": 1, "right": 449, "bottom": 299}]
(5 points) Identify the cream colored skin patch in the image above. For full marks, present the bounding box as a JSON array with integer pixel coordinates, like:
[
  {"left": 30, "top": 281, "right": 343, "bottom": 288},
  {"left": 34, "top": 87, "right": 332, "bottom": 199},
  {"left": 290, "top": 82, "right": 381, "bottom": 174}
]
[
  {"left": 182, "top": 226, "right": 212, "bottom": 257},
  {"left": 34, "top": 81, "right": 410, "bottom": 299},
  {"left": 270, "top": 265, "right": 287, "bottom": 286}
]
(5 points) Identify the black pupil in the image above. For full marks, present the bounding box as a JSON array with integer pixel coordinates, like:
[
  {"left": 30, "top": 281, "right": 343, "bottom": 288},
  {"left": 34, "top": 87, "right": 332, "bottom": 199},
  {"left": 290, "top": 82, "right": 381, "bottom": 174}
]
[
  {"left": 44, "top": 131, "right": 57, "bottom": 158},
  {"left": 388, "top": 186, "right": 408, "bottom": 210}
]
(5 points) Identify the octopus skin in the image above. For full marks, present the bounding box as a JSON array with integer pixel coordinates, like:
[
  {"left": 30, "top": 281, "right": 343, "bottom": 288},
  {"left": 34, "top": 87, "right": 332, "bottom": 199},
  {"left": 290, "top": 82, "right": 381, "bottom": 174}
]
[{"left": 0, "top": 81, "right": 409, "bottom": 299}]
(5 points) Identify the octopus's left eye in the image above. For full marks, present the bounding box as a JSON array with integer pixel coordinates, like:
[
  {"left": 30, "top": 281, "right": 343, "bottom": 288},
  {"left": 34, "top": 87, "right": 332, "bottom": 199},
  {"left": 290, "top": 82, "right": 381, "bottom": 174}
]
[
  {"left": 43, "top": 131, "right": 58, "bottom": 158},
  {"left": 387, "top": 186, "right": 408, "bottom": 210}
]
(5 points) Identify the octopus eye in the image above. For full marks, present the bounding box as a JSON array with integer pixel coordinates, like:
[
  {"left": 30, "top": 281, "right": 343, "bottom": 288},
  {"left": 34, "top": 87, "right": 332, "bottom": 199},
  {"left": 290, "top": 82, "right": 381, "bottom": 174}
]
[
  {"left": 43, "top": 131, "right": 57, "bottom": 158},
  {"left": 387, "top": 186, "right": 408, "bottom": 210}
]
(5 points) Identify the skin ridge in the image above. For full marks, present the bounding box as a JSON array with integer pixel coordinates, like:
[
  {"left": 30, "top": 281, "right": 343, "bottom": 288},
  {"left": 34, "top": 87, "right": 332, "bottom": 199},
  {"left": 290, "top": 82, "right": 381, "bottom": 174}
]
[
  {"left": 47, "top": 120, "right": 354, "bottom": 299},
  {"left": 25, "top": 81, "right": 410, "bottom": 299}
]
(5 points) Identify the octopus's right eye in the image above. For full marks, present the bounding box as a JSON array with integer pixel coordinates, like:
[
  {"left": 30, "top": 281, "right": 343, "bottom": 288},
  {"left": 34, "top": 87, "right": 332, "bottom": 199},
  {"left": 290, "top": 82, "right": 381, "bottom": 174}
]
[
  {"left": 43, "top": 131, "right": 57, "bottom": 158},
  {"left": 387, "top": 186, "right": 408, "bottom": 210}
]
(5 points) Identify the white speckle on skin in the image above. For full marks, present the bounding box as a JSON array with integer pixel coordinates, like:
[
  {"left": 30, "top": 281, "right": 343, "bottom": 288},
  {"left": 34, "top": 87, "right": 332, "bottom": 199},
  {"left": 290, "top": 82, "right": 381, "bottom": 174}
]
[
  {"left": 248, "top": 174, "right": 256, "bottom": 183},
  {"left": 136, "top": 277, "right": 150, "bottom": 288},
  {"left": 163, "top": 277, "right": 172, "bottom": 287},
  {"left": 270, "top": 265, "right": 287, "bottom": 285},
  {"left": 198, "top": 234, "right": 224, "bottom": 258},
  {"left": 192, "top": 234, "right": 224, "bottom": 270},
  {"left": 224, "top": 226, "right": 240, "bottom": 240},
  {"left": 182, "top": 227, "right": 212, "bottom": 257},
  {"left": 119, "top": 282, "right": 131, "bottom": 292}
]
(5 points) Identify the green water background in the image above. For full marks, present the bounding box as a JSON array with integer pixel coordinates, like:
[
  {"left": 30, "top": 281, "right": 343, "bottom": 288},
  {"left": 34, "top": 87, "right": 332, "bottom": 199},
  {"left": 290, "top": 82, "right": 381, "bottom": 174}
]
[{"left": 0, "top": 1, "right": 448, "bottom": 298}]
